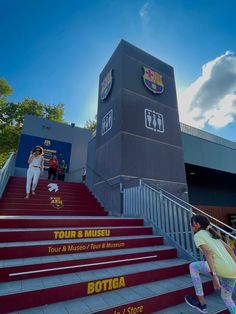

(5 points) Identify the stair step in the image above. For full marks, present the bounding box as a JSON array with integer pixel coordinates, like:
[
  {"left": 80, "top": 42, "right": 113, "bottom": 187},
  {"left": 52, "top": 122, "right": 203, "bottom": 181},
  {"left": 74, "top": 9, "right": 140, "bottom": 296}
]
[
  {"left": 0, "top": 259, "right": 192, "bottom": 313},
  {"left": 0, "top": 235, "right": 163, "bottom": 259},
  {"left": 153, "top": 292, "right": 228, "bottom": 313},
  {"left": 3, "top": 190, "right": 94, "bottom": 198},
  {"left": 0, "top": 203, "right": 103, "bottom": 210},
  {"left": 0, "top": 226, "right": 153, "bottom": 242},
  {"left": 2, "top": 177, "right": 225, "bottom": 314},
  {"left": 8, "top": 177, "right": 86, "bottom": 187},
  {"left": 0, "top": 209, "right": 107, "bottom": 216},
  {"left": 1, "top": 245, "right": 168, "bottom": 266},
  {"left": 4, "top": 273, "right": 214, "bottom": 314},
  {"left": 0, "top": 198, "right": 99, "bottom": 205},
  {"left": 0, "top": 245, "right": 176, "bottom": 281},
  {"left": 0, "top": 216, "right": 144, "bottom": 228},
  {"left": 4, "top": 186, "right": 92, "bottom": 193}
]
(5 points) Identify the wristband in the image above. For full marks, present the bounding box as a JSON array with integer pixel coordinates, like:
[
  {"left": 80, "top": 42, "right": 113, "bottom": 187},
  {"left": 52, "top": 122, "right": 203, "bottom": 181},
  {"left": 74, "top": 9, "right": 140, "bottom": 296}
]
[{"left": 210, "top": 272, "right": 217, "bottom": 276}]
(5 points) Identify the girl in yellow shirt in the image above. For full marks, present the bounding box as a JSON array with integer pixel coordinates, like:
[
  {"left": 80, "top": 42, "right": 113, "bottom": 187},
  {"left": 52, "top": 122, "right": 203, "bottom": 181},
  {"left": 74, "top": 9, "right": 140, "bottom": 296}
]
[{"left": 185, "top": 214, "right": 236, "bottom": 313}]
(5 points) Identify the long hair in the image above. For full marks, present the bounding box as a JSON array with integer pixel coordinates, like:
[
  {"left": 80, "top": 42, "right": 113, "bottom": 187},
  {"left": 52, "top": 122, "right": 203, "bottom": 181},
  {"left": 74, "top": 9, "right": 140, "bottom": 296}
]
[
  {"left": 191, "top": 214, "right": 221, "bottom": 240},
  {"left": 32, "top": 146, "right": 43, "bottom": 155}
]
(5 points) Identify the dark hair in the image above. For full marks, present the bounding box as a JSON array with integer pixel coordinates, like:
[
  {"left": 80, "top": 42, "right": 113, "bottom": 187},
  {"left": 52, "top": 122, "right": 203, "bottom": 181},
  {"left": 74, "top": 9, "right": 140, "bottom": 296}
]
[
  {"left": 32, "top": 146, "right": 43, "bottom": 155},
  {"left": 191, "top": 214, "right": 221, "bottom": 240}
]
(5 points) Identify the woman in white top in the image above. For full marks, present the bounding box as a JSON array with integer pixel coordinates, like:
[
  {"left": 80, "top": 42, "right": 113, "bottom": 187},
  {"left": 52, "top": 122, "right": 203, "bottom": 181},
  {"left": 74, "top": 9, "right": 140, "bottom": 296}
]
[{"left": 25, "top": 146, "right": 44, "bottom": 199}]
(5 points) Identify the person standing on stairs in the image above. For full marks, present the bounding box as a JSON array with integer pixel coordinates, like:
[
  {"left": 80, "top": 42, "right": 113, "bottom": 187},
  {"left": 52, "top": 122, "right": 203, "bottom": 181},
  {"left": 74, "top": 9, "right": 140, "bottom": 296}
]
[
  {"left": 82, "top": 167, "right": 86, "bottom": 183},
  {"left": 185, "top": 214, "right": 236, "bottom": 314},
  {"left": 48, "top": 154, "right": 58, "bottom": 180},
  {"left": 24, "top": 146, "right": 44, "bottom": 199},
  {"left": 58, "top": 159, "right": 67, "bottom": 181}
]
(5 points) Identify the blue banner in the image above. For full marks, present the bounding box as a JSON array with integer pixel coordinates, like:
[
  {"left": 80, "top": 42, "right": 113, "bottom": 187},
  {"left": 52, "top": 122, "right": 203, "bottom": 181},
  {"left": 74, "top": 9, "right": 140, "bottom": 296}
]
[{"left": 16, "top": 134, "right": 71, "bottom": 172}]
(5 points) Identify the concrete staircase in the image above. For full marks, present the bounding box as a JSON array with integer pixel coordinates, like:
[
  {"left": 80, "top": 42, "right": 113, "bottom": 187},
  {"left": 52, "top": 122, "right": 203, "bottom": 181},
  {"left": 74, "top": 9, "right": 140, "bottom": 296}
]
[{"left": 0, "top": 177, "right": 229, "bottom": 313}]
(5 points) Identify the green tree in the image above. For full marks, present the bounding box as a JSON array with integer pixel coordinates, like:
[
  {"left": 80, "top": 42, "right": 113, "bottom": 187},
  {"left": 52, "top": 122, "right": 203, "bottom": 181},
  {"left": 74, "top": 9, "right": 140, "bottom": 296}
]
[
  {"left": 0, "top": 79, "right": 65, "bottom": 167},
  {"left": 0, "top": 78, "right": 13, "bottom": 99},
  {"left": 84, "top": 115, "right": 97, "bottom": 132},
  {"left": 0, "top": 98, "right": 64, "bottom": 153}
]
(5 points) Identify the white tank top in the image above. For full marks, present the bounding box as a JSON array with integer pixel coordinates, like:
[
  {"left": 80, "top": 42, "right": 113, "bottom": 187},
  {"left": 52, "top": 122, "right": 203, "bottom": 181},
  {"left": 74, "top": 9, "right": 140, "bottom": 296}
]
[{"left": 30, "top": 156, "right": 42, "bottom": 167}]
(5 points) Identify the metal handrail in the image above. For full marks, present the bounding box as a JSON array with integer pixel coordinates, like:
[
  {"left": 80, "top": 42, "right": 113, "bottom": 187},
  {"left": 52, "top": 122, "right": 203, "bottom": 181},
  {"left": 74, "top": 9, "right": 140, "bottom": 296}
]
[
  {"left": 86, "top": 163, "right": 121, "bottom": 188},
  {"left": 67, "top": 166, "right": 85, "bottom": 175},
  {"left": 0, "top": 152, "right": 15, "bottom": 198},
  {"left": 122, "top": 179, "right": 236, "bottom": 261},
  {"left": 143, "top": 179, "right": 236, "bottom": 234}
]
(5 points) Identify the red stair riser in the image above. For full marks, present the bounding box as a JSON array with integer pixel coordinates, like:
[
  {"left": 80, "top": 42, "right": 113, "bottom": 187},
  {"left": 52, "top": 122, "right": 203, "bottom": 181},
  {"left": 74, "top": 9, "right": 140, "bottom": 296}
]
[
  {"left": 4, "top": 182, "right": 93, "bottom": 189},
  {"left": 0, "top": 199, "right": 99, "bottom": 205},
  {"left": 4, "top": 186, "right": 92, "bottom": 193},
  {"left": 1, "top": 195, "right": 98, "bottom": 203},
  {"left": 8, "top": 178, "right": 88, "bottom": 188},
  {"left": 0, "top": 218, "right": 144, "bottom": 228},
  {"left": 0, "top": 264, "right": 193, "bottom": 313},
  {"left": 0, "top": 210, "right": 107, "bottom": 216},
  {"left": 0, "top": 237, "right": 163, "bottom": 259},
  {"left": 8, "top": 177, "right": 87, "bottom": 183},
  {"left": 3, "top": 192, "right": 94, "bottom": 198},
  {"left": 0, "top": 203, "right": 102, "bottom": 210},
  {"left": 0, "top": 227, "right": 153, "bottom": 242},
  {"left": 5, "top": 187, "right": 90, "bottom": 194},
  {"left": 0, "top": 249, "right": 176, "bottom": 282},
  {"left": 8, "top": 184, "right": 88, "bottom": 189},
  {"left": 95, "top": 282, "right": 214, "bottom": 314}
]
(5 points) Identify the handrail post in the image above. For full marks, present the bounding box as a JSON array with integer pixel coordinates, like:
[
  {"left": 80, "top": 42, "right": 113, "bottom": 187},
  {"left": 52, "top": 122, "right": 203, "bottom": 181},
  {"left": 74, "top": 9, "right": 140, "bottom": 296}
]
[
  {"left": 139, "top": 178, "right": 142, "bottom": 188},
  {"left": 120, "top": 182, "right": 124, "bottom": 215}
]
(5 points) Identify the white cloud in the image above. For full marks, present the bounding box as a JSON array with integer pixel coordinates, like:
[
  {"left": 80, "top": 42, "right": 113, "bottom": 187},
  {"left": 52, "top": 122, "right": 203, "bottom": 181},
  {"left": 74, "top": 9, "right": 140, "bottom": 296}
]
[
  {"left": 178, "top": 51, "right": 236, "bottom": 129},
  {"left": 139, "top": 2, "right": 150, "bottom": 22}
]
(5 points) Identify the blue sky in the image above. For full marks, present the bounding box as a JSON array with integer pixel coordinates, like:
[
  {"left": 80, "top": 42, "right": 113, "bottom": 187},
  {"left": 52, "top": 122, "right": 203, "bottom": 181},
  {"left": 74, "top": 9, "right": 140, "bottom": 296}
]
[{"left": 1, "top": 0, "right": 236, "bottom": 141}]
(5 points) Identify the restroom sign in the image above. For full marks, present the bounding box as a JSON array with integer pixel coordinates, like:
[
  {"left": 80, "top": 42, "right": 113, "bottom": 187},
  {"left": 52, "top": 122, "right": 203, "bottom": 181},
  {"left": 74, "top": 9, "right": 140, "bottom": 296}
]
[
  {"left": 145, "top": 108, "right": 164, "bottom": 133},
  {"left": 101, "top": 109, "right": 113, "bottom": 136}
]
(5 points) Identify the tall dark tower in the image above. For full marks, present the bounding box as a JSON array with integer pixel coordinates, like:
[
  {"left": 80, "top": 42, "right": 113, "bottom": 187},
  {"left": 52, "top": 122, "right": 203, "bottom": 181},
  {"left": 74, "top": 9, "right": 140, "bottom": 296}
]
[{"left": 93, "top": 40, "right": 187, "bottom": 214}]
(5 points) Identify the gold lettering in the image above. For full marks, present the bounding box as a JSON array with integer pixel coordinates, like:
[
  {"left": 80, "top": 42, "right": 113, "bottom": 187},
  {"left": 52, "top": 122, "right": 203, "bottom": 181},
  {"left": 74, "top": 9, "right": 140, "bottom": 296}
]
[
  {"left": 54, "top": 231, "right": 60, "bottom": 239},
  {"left": 87, "top": 277, "right": 126, "bottom": 295},
  {"left": 113, "top": 278, "right": 119, "bottom": 289},
  {"left": 87, "top": 282, "right": 94, "bottom": 294},
  {"left": 127, "top": 305, "right": 144, "bottom": 314},
  {"left": 108, "top": 278, "right": 113, "bottom": 290},
  {"left": 102, "top": 279, "right": 110, "bottom": 292},
  {"left": 77, "top": 230, "right": 83, "bottom": 238},
  {"left": 119, "top": 276, "right": 125, "bottom": 288},
  {"left": 90, "top": 243, "right": 101, "bottom": 250},
  {"left": 59, "top": 231, "right": 65, "bottom": 239},
  {"left": 54, "top": 230, "right": 80, "bottom": 240},
  {"left": 95, "top": 280, "right": 102, "bottom": 293},
  {"left": 84, "top": 230, "right": 92, "bottom": 237},
  {"left": 64, "top": 231, "right": 70, "bottom": 239},
  {"left": 106, "top": 242, "right": 125, "bottom": 249},
  {"left": 48, "top": 246, "right": 61, "bottom": 254},
  {"left": 83, "top": 229, "right": 111, "bottom": 238},
  {"left": 67, "top": 244, "right": 86, "bottom": 252}
]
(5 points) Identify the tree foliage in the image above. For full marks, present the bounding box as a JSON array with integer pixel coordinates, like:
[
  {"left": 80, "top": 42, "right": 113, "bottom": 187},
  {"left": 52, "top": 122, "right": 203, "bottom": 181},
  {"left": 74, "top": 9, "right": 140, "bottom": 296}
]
[
  {"left": 0, "top": 78, "right": 13, "bottom": 99},
  {"left": 84, "top": 115, "right": 97, "bottom": 132},
  {"left": 0, "top": 79, "right": 65, "bottom": 167}
]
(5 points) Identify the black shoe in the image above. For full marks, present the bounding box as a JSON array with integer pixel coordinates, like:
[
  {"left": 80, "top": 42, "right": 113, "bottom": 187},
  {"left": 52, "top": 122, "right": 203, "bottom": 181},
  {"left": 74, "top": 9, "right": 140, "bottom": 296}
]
[{"left": 184, "top": 295, "right": 208, "bottom": 313}]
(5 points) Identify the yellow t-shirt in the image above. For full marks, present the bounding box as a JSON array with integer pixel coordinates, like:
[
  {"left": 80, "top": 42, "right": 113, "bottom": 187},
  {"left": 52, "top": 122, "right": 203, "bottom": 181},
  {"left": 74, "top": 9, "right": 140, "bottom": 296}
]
[{"left": 194, "top": 230, "right": 236, "bottom": 278}]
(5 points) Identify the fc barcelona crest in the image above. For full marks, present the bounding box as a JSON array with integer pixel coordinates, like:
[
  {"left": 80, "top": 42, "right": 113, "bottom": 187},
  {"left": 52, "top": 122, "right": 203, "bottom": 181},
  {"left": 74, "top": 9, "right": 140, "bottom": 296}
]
[
  {"left": 44, "top": 139, "right": 51, "bottom": 147},
  {"left": 100, "top": 69, "right": 113, "bottom": 101},
  {"left": 142, "top": 66, "right": 164, "bottom": 94},
  {"left": 50, "top": 196, "right": 64, "bottom": 209}
]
